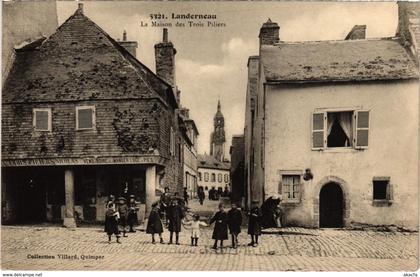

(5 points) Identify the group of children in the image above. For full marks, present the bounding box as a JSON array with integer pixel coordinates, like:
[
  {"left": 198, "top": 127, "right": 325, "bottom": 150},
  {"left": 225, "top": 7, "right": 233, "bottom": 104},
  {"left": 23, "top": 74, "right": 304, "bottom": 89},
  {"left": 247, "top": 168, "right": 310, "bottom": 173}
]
[
  {"left": 145, "top": 201, "right": 263, "bottom": 249},
  {"left": 104, "top": 195, "right": 139, "bottom": 243},
  {"left": 104, "top": 192, "right": 263, "bottom": 249}
]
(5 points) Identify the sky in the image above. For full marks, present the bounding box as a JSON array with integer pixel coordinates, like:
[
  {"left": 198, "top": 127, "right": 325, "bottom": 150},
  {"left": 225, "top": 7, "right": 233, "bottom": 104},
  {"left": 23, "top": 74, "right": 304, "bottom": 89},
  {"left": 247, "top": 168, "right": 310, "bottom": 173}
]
[{"left": 57, "top": 1, "right": 398, "bottom": 157}]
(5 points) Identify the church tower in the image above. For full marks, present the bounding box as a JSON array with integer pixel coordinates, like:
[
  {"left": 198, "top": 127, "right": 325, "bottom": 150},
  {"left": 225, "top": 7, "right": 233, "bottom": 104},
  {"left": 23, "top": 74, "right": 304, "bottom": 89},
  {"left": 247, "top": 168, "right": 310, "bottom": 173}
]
[{"left": 210, "top": 100, "right": 226, "bottom": 161}]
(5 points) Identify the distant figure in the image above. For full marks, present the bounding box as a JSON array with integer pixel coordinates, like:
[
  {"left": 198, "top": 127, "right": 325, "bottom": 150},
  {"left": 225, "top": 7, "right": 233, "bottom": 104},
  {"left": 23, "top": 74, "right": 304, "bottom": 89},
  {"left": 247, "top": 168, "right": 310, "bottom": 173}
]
[
  {"left": 159, "top": 187, "right": 171, "bottom": 224},
  {"left": 127, "top": 195, "right": 139, "bottom": 232},
  {"left": 104, "top": 203, "right": 120, "bottom": 244},
  {"left": 247, "top": 205, "right": 262, "bottom": 247},
  {"left": 146, "top": 202, "right": 164, "bottom": 244},
  {"left": 183, "top": 214, "right": 208, "bottom": 246},
  {"left": 227, "top": 203, "right": 242, "bottom": 249},
  {"left": 183, "top": 187, "right": 189, "bottom": 205},
  {"left": 167, "top": 199, "right": 184, "bottom": 245},
  {"left": 197, "top": 186, "right": 205, "bottom": 205},
  {"left": 223, "top": 187, "right": 230, "bottom": 198},
  {"left": 210, "top": 203, "right": 228, "bottom": 250}
]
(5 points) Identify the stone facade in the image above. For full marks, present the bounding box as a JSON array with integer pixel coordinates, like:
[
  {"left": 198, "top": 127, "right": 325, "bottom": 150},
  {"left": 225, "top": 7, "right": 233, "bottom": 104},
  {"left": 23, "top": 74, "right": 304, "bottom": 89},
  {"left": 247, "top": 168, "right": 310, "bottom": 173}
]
[
  {"left": 245, "top": 3, "right": 419, "bottom": 229},
  {"left": 229, "top": 135, "right": 245, "bottom": 204}
]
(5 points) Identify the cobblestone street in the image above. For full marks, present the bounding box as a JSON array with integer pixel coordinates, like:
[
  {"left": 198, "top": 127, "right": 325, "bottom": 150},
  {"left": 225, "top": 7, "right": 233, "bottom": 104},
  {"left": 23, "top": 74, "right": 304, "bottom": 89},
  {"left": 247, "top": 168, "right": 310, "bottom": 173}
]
[{"left": 1, "top": 199, "right": 418, "bottom": 272}]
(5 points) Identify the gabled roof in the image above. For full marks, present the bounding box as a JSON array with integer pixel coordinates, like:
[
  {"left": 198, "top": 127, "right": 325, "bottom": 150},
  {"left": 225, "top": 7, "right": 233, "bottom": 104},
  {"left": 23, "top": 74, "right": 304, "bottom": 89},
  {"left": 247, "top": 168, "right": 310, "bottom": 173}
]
[
  {"left": 2, "top": 8, "right": 178, "bottom": 107},
  {"left": 197, "top": 154, "right": 230, "bottom": 170},
  {"left": 261, "top": 38, "right": 419, "bottom": 83}
]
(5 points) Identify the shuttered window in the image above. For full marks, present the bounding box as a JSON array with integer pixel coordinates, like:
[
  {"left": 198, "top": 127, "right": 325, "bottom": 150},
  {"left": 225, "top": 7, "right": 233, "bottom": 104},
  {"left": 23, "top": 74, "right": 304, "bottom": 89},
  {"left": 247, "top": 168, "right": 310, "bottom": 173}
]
[
  {"left": 224, "top": 174, "right": 229, "bottom": 183},
  {"left": 33, "top": 108, "right": 51, "bottom": 131},
  {"left": 204, "top": 172, "right": 209, "bottom": 182},
  {"left": 355, "top": 110, "right": 369, "bottom": 148},
  {"left": 218, "top": 173, "right": 222, "bottom": 183},
  {"left": 312, "top": 112, "right": 325, "bottom": 149},
  {"left": 76, "top": 106, "right": 95, "bottom": 130}
]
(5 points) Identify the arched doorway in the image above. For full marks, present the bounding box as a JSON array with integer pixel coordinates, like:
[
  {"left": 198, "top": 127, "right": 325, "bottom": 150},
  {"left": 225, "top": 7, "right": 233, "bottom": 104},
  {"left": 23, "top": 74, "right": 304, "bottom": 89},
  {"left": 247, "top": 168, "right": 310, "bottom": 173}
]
[{"left": 319, "top": 182, "right": 344, "bottom": 228}]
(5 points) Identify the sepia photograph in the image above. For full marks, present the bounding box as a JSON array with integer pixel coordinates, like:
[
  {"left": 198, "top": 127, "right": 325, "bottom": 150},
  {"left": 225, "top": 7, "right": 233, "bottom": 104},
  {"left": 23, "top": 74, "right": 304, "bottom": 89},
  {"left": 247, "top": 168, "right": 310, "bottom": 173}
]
[{"left": 1, "top": 0, "right": 419, "bottom": 273}]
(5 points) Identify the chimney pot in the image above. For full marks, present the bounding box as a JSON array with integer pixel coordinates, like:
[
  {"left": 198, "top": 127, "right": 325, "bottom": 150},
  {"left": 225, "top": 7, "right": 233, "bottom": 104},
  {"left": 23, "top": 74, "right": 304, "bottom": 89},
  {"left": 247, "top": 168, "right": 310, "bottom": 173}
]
[
  {"left": 259, "top": 19, "right": 280, "bottom": 45},
  {"left": 123, "top": 30, "right": 127, "bottom": 41},
  {"left": 163, "top": 28, "right": 168, "bottom": 43},
  {"left": 78, "top": 2, "right": 83, "bottom": 13}
]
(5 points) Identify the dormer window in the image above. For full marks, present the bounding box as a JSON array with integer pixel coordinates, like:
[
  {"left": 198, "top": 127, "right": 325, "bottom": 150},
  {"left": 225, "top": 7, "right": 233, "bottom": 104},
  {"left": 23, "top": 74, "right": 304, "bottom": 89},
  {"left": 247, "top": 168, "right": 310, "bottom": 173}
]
[
  {"left": 33, "top": 108, "right": 52, "bottom": 131},
  {"left": 76, "top": 106, "right": 95, "bottom": 130}
]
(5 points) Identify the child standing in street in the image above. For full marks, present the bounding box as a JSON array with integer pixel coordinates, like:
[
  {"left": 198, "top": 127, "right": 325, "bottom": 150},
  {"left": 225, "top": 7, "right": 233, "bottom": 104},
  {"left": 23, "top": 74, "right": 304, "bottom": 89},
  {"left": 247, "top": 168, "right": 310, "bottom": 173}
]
[
  {"left": 210, "top": 203, "right": 228, "bottom": 250},
  {"left": 146, "top": 202, "right": 164, "bottom": 244},
  {"left": 167, "top": 199, "right": 184, "bottom": 245},
  {"left": 227, "top": 203, "right": 242, "bottom": 249},
  {"left": 183, "top": 214, "right": 208, "bottom": 246},
  {"left": 117, "top": 197, "right": 129, "bottom": 237},
  {"left": 105, "top": 203, "right": 120, "bottom": 244},
  {"left": 247, "top": 205, "right": 262, "bottom": 247}
]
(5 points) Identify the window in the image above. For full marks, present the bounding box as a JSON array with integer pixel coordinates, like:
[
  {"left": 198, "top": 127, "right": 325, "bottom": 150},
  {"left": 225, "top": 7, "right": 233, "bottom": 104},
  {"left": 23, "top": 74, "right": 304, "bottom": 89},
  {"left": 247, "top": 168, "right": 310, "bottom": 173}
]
[
  {"left": 224, "top": 174, "right": 229, "bottom": 183},
  {"left": 33, "top": 108, "right": 52, "bottom": 131},
  {"left": 312, "top": 110, "right": 370, "bottom": 150},
  {"left": 280, "top": 175, "right": 301, "bottom": 203},
  {"left": 198, "top": 172, "right": 202, "bottom": 181},
  {"left": 76, "top": 106, "right": 95, "bottom": 130},
  {"left": 204, "top": 172, "right": 209, "bottom": 182},
  {"left": 373, "top": 177, "right": 392, "bottom": 203},
  {"left": 218, "top": 173, "right": 222, "bottom": 183},
  {"left": 211, "top": 173, "right": 216, "bottom": 182}
]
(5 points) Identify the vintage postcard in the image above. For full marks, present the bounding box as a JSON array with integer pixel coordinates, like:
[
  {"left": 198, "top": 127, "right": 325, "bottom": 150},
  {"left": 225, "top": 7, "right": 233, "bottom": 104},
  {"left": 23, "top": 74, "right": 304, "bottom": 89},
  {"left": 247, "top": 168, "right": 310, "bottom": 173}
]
[{"left": 1, "top": 0, "right": 419, "bottom": 273}]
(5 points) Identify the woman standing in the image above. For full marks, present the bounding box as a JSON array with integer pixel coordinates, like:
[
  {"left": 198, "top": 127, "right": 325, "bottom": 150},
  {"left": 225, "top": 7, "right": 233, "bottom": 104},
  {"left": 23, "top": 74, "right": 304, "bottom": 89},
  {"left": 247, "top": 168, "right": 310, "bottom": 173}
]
[{"left": 146, "top": 202, "right": 164, "bottom": 244}]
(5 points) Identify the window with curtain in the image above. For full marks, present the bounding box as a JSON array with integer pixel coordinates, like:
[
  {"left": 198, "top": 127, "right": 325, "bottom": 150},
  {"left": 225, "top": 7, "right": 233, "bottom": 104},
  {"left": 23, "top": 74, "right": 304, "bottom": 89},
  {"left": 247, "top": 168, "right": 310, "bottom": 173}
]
[
  {"left": 326, "top": 112, "right": 353, "bottom": 147},
  {"left": 218, "top": 173, "right": 222, "bottom": 183},
  {"left": 204, "top": 172, "right": 209, "bottom": 182}
]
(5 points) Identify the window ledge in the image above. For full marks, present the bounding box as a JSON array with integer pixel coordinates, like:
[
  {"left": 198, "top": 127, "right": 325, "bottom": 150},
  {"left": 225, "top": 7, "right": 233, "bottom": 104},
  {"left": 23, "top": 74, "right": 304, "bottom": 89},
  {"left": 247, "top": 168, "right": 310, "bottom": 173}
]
[
  {"left": 282, "top": 200, "right": 301, "bottom": 205},
  {"left": 323, "top": 147, "right": 358, "bottom": 153},
  {"left": 372, "top": 199, "right": 393, "bottom": 207}
]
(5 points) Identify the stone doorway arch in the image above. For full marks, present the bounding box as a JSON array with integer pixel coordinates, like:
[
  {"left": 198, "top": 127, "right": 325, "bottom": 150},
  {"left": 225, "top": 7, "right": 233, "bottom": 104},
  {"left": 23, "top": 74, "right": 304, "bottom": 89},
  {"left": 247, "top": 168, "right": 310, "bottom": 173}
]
[{"left": 312, "top": 176, "right": 350, "bottom": 228}]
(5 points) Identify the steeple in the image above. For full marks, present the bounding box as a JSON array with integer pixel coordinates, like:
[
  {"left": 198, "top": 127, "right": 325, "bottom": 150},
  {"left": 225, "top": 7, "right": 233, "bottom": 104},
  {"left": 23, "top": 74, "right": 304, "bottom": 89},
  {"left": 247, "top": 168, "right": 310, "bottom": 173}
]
[{"left": 210, "top": 99, "right": 226, "bottom": 161}]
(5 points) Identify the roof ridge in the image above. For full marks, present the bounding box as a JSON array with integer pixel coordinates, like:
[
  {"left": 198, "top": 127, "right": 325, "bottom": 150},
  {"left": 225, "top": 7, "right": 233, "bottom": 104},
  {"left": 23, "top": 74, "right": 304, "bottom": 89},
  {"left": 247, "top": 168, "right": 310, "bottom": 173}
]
[{"left": 268, "top": 36, "right": 398, "bottom": 46}]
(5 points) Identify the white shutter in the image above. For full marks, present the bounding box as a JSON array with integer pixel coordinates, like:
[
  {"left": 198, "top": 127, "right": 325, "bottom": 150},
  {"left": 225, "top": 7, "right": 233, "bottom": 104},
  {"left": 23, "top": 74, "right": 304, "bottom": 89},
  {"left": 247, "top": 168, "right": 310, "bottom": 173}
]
[
  {"left": 312, "top": 112, "right": 325, "bottom": 150},
  {"left": 355, "top": 110, "right": 370, "bottom": 149}
]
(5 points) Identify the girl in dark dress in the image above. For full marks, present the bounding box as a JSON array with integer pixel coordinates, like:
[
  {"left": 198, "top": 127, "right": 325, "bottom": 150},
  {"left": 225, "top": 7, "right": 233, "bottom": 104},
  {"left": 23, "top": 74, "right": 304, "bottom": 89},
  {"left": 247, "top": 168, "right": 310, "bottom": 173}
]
[
  {"left": 167, "top": 199, "right": 184, "bottom": 245},
  {"left": 227, "top": 203, "right": 242, "bottom": 249},
  {"left": 247, "top": 205, "right": 262, "bottom": 247},
  {"left": 105, "top": 203, "right": 120, "bottom": 244},
  {"left": 146, "top": 202, "right": 164, "bottom": 244},
  {"left": 209, "top": 203, "right": 228, "bottom": 250}
]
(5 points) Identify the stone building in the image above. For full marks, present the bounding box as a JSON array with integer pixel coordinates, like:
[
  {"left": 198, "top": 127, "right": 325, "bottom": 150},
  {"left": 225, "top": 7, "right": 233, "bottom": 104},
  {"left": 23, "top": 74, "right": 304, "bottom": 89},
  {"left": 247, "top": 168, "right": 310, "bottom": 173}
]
[
  {"left": 210, "top": 100, "right": 226, "bottom": 162},
  {"left": 1, "top": 4, "right": 185, "bottom": 226},
  {"left": 197, "top": 154, "right": 230, "bottom": 192},
  {"left": 179, "top": 108, "right": 199, "bottom": 198},
  {"left": 229, "top": 135, "right": 245, "bottom": 204},
  {"left": 244, "top": 2, "right": 419, "bottom": 229}
]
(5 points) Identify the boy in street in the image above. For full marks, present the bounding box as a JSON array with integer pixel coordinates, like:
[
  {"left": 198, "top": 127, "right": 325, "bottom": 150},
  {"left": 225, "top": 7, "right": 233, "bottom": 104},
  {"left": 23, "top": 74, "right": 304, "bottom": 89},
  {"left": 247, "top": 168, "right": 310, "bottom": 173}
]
[
  {"left": 167, "top": 199, "right": 184, "bottom": 245},
  {"left": 117, "top": 196, "right": 129, "bottom": 237},
  {"left": 227, "top": 203, "right": 242, "bottom": 249},
  {"left": 105, "top": 202, "right": 120, "bottom": 244},
  {"left": 209, "top": 203, "right": 228, "bottom": 250},
  {"left": 247, "top": 205, "right": 262, "bottom": 247},
  {"left": 127, "top": 195, "right": 139, "bottom": 232}
]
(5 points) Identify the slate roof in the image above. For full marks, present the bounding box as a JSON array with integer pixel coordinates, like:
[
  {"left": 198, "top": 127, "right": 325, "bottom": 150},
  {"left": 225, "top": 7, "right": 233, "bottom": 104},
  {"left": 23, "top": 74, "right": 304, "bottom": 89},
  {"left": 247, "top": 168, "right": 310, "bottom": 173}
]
[
  {"left": 197, "top": 154, "right": 230, "bottom": 170},
  {"left": 261, "top": 38, "right": 419, "bottom": 83},
  {"left": 2, "top": 8, "right": 177, "bottom": 107}
]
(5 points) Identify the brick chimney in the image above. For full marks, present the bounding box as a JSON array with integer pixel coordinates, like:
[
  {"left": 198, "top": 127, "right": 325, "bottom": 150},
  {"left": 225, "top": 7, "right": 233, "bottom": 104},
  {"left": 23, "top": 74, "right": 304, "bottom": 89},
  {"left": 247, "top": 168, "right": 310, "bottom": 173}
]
[
  {"left": 118, "top": 30, "right": 138, "bottom": 58},
  {"left": 345, "top": 25, "right": 366, "bottom": 40},
  {"left": 396, "top": 1, "right": 420, "bottom": 60},
  {"left": 154, "top": 28, "right": 177, "bottom": 87},
  {"left": 259, "top": 18, "right": 280, "bottom": 46}
]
